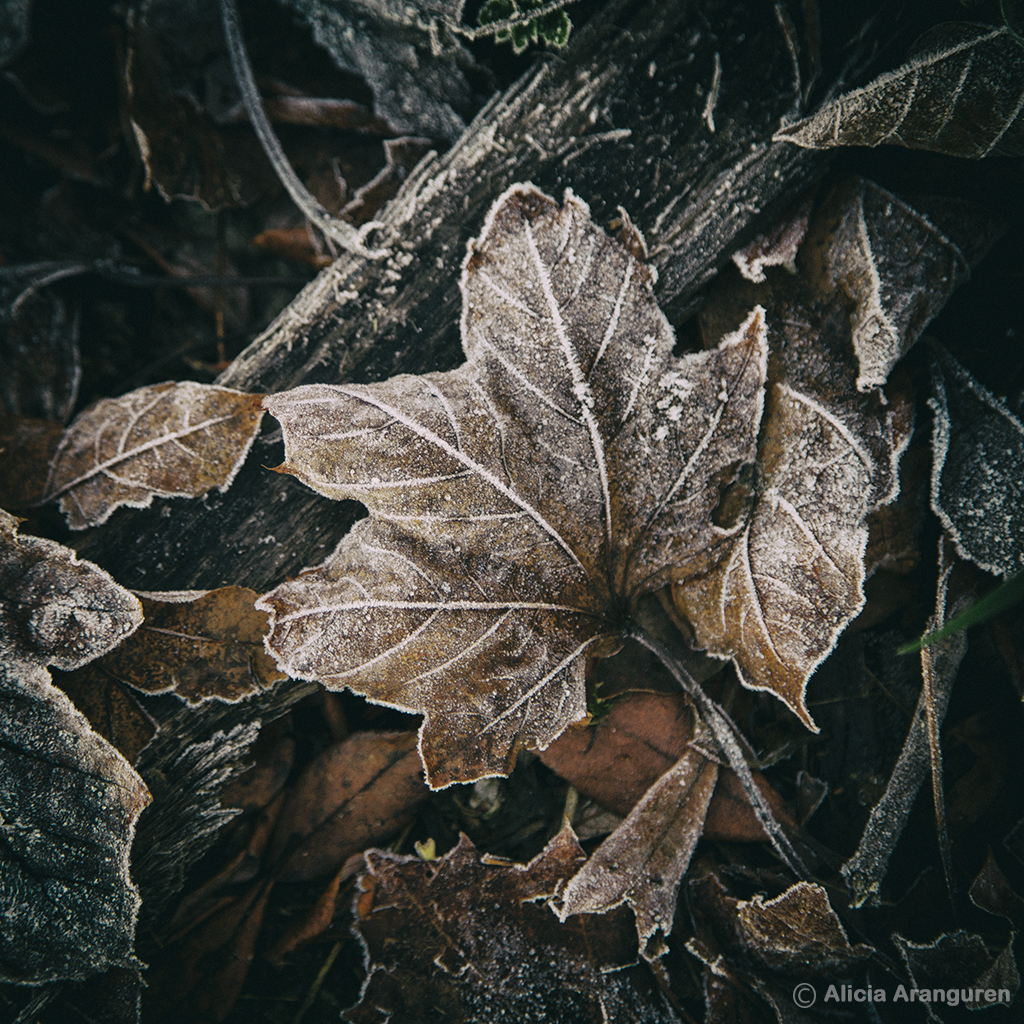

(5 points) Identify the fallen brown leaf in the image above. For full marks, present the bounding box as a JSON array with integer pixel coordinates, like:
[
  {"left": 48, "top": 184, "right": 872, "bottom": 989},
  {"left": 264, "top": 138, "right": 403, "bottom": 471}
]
[{"left": 267, "top": 729, "right": 429, "bottom": 881}]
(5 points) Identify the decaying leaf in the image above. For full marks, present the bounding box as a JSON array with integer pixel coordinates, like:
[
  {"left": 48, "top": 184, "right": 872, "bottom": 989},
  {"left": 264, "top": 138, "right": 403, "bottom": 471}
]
[
  {"left": 930, "top": 344, "right": 1024, "bottom": 577},
  {"left": 731, "top": 194, "right": 812, "bottom": 284},
  {"left": 258, "top": 183, "right": 770, "bottom": 786},
  {"left": 842, "top": 539, "right": 970, "bottom": 907},
  {"left": 55, "top": 664, "right": 157, "bottom": 765},
  {"left": 894, "top": 930, "right": 1020, "bottom": 1009},
  {"left": 558, "top": 713, "right": 719, "bottom": 958},
  {"left": 813, "top": 180, "right": 970, "bottom": 393},
  {"left": 97, "top": 587, "right": 285, "bottom": 705},
  {"left": 671, "top": 178, "right": 935, "bottom": 728},
  {"left": 345, "top": 824, "right": 677, "bottom": 1023},
  {"left": 266, "top": 729, "right": 430, "bottom": 881},
  {"left": 0, "top": 509, "right": 142, "bottom": 670},
  {"left": 0, "top": 414, "right": 64, "bottom": 509},
  {"left": 687, "top": 872, "right": 872, "bottom": 1022},
  {"left": 0, "top": 510, "right": 149, "bottom": 983},
  {"left": 775, "top": 23, "right": 1024, "bottom": 159},
  {"left": 43, "top": 381, "right": 266, "bottom": 529}
]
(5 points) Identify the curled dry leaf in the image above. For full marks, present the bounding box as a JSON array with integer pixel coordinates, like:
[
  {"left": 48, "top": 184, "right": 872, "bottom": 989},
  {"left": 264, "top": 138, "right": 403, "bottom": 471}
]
[
  {"left": 43, "top": 381, "right": 265, "bottom": 530},
  {"left": 672, "top": 178, "right": 939, "bottom": 728},
  {"left": 813, "top": 179, "right": 969, "bottom": 393},
  {"left": 930, "top": 345, "right": 1024, "bottom": 577},
  {"left": 258, "top": 183, "right": 769, "bottom": 786},
  {"left": 98, "top": 586, "right": 285, "bottom": 705},
  {"left": 267, "top": 729, "right": 429, "bottom": 882},
  {"left": 775, "top": 24, "right": 1024, "bottom": 159},
  {"left": 558, "top": 713, "right": 719, "bottom": 958},
  {"left": 842, "top": 538, "right": 969, "bottom": 907},
  {"left": 687, "top": 872, "right": 872, "bottom": 1022},
  {"left": 345, "top": 824, "right": 677, "bottom": 1024}
]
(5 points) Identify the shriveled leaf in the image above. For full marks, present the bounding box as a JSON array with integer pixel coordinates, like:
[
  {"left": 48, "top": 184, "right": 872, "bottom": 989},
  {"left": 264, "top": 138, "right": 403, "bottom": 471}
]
[
  {"left": 672, "top": 178, "right": 933, "bottom": 729},
  {"left": 930, "top": 344, "right": 1024, "bottom": 577},
  {"left": 775, "top": 24, "right": 1024, "bottom": 159},
  {"left": 43, "top": 381, "right": 265, "bottom": 530},
  {"left": 813, "top": 179, "right": 969, "bottom": 392},
  {"left": 969, "top": 850, "right": 1024, "bottom": 929},
  {"left": 0, "top": 660, "right": 151, "bottom": 983},
  {"left": 98, "top": 587, "right": 284, "bottom": 705},
  {"left": 842, "top": 539, "right": 970, "bottom": 907},
  {"left": 266, "top": 730, "right": 429, "bottom": 881},
  {"left": 735, "top": 882, "right": 872, "bottom": 974},
  {"left": 731, "top": 194, "right": 811, "bottom": 283},
  {"left": 895, "top": 930, "right": 1020, "bottom": 1008},
  {"left": 687, "top": 872, "right": 871, "bottom": 1023},
  {"left": 559, "top": 713, "right": 719, "bottom": 958},
  {"left": 0, "top": 508, "right": 142, "bottom": 670},
  {"left": 345, "top": 825, "right": 677, "bottom": 1024},
  {"left": 258, "top": 184, "right": 769, "bottom": 786}
]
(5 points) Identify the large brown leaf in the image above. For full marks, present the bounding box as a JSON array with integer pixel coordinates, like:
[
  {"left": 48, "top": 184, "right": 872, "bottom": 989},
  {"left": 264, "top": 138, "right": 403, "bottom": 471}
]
[
  {"left": 775, "top": 24, "right": 1024, "bottom": 159},
  {"left": 43, "top": 381, "right": 265, "bottom": 529},
  {"left": 258, "top": 184, "right": 769, "bottom": 787}
]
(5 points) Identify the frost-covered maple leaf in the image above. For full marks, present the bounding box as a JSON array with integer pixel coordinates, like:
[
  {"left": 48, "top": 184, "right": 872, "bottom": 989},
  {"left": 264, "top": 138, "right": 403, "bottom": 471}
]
[{"left": 257, "top": 183, "right": 767, "bottom": 787}]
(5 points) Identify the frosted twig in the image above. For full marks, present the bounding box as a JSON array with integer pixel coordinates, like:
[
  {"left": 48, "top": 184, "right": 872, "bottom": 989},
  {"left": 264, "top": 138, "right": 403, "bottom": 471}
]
[
  {"left": 219, "top": 0, "right": 388, "bottom": 260},
  {"left": 452, "top": 0, "right": 577, "bottom": 41}
]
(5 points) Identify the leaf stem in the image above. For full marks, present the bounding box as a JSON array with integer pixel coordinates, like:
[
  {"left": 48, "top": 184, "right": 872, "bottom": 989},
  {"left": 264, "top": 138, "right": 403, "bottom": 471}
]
[
  {"left": 628, "top": 627, "right": 811, "bottom": 879},
  {"left": 219, "top": 0, "right": 388, "bottom": 260}
]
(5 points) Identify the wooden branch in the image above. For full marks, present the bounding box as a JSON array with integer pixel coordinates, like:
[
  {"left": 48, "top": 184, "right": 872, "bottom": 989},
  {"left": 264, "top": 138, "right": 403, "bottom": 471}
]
[{"left": 77, "top": 0, "right": 825, "bottom": 594}]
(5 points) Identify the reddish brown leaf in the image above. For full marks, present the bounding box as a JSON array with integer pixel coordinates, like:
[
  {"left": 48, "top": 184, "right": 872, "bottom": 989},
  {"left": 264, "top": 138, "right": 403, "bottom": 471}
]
[
  {"left": 55, "top": 664, "right": 157, "bottom": 765},
  {"left": 540, "top": 690, "right": 793, "bottom": 841},
  {"left": 267, "top": 730, "right": 429, "bottom": 881},
  {"left": 98, "top": 587, "right": 285, "bottom": 705},
  {"left": 251, "top": 226, "right": 334, "bottom": 269}
]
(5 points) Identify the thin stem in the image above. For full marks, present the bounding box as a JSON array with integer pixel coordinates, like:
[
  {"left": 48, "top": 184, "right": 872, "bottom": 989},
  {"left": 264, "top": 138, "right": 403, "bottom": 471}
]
[
  {"left": 219, "top": 0, "right": 388, "bottom": 260},
  {"left": 629, "top": 627, "right": 811, "bottom": 879}
]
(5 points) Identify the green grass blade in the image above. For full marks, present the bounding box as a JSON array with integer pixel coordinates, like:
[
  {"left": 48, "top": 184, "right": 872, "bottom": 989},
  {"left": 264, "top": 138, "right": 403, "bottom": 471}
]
[{"left": 898, "top": 570, "right": 1024, "bottom": 654}]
